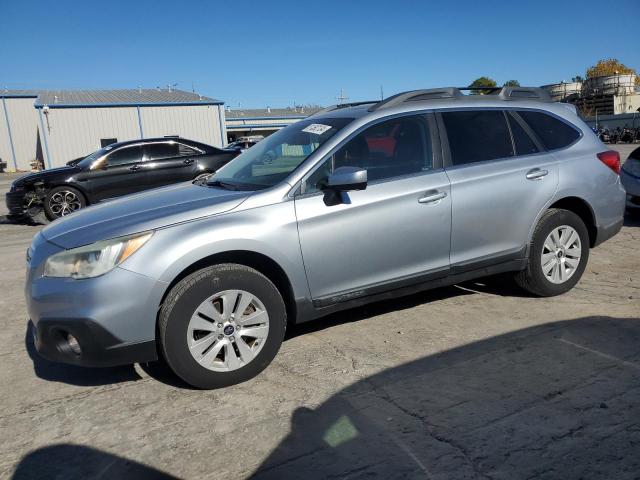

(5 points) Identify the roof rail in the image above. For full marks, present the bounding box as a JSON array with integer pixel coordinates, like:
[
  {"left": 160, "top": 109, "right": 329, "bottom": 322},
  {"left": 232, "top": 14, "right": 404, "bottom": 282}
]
[
  {"left": 368, "top": 86, "right": 552, "bottom": 112},
  {"left": 368, "top": 88, "right": 462, "bottom": 112},
  {"left": 313, "top": 101, "right": 377, "bottom": 116},
  {"left": 497, "top": 86, "right": 552, "bottom": 102}
]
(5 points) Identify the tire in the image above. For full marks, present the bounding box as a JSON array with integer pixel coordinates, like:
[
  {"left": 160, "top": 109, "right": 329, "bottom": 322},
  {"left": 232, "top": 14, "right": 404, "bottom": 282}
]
[
  {"left": 44, "top": 186, "right": 86, "bottom": 221},
  {"left": 515, "top": 208, "right": 589, "bottom": 297},
  {"left": 158, "top": 264, "right": 286, "bottom": 389}
]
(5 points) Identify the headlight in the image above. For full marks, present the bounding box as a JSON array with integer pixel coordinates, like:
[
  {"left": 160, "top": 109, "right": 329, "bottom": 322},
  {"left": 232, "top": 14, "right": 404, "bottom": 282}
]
[{"left": 44, "top": 231, "right": 153, "bottom": 279}]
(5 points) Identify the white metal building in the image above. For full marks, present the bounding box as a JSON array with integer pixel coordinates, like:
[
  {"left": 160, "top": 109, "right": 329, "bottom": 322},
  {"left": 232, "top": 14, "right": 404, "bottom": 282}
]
[
  {"left": 0, "top": 89, "right": 226, "bottom": 171},
  {"left": 225, "top": 107, "right": 319, "bottom": 141}
]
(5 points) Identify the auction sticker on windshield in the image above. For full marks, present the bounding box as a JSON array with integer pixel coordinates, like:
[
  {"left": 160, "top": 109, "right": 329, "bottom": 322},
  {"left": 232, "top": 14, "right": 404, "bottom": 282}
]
[{"left": 302, "top": 124, "right": 333, "bottom": 135}]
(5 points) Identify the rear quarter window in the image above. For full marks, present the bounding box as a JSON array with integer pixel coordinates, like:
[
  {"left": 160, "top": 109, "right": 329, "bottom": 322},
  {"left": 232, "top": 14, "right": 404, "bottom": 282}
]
[{"left": 518, "top": 111, "right": 580, "bottom": 150}]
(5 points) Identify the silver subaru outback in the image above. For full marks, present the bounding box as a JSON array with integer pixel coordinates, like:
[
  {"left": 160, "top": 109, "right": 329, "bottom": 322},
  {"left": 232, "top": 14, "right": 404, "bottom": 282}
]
[{"left": 26, "top": 87, "right": 625, "bottom": 389}]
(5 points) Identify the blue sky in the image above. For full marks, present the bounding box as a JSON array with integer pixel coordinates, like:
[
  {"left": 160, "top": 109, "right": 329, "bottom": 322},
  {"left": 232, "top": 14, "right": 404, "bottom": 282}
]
[{"left": 1, "top": 0, "right": 639, "bottom": 108}]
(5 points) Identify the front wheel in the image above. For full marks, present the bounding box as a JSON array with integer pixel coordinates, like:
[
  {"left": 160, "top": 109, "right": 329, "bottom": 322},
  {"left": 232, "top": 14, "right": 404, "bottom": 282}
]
[
  {"left": 515, "top": 208, "right": 589, "bottom": 297},
  {"left": 44, "top": 186, "right": 86, "bottom": 221},
  {"left": 158, "top": 264, "right": 286, "bottom": 389}
]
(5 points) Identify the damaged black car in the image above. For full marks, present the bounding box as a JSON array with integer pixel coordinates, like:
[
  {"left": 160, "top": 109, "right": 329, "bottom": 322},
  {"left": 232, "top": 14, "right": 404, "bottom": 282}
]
[{"left": 6, "top": 137, "right": 237, "bottom": 221}]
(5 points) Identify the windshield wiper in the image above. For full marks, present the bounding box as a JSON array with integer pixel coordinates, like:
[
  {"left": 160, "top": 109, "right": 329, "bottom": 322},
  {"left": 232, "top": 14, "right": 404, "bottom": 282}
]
[{"left": 206, "top": 180, "right": 241, "bottom": 191}]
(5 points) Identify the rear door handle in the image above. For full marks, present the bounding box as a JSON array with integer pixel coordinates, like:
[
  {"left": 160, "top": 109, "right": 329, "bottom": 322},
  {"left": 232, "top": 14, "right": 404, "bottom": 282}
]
[
  {"left": 129, "top": 164, "right": 141, "bottom": 171},
  {"left": 183, "top": 158, "right": 194, "bottom": 165},
  {"left": 418, "top": 191, "right": 447, "bottom": 204},
  {"left": 526, "top": 168, "right": 548, "bottom": 180}
]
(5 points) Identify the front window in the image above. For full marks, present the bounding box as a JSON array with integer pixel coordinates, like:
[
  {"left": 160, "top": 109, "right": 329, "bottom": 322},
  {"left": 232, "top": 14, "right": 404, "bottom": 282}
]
[
  {"left": 106, "top": 146, "right": 142, "bottom": 166},
  {"left": 303, "top": 115, "right": 433, "bottom": 194},
  {"left": 208, "top": 118, "right": 353, "bottom": 190},
  {"left": 77, "top": 146, "right": 112, "bottom": 169}
]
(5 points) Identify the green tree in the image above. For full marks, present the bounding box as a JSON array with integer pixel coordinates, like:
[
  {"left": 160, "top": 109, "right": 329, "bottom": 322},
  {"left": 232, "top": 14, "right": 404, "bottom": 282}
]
[
  {"left": 503, "top": 80, "right": 520, "bottom": 87},
  {"left": 586, "top": 59, "right": 639, "bottom": 85},
  {"left": 469, "top": 76, "right": 497, "bottom": 94}
]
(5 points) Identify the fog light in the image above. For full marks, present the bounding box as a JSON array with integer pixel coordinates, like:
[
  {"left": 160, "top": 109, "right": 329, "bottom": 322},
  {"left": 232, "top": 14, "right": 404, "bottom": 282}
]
[{"left": 67, "top": 334, "right": 82, "bottom": 355}]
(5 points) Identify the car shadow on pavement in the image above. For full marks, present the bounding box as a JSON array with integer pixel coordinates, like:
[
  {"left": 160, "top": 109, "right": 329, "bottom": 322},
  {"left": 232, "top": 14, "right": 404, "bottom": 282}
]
[
  {"left": 286, "top": 284, "right": 477, "bottom": 341},
  {"left": 12, "top": 444, "right": 177, "bottom": 480},
  {"left": 117, "top": 280, "right": 529, "bottom": 389},
  {"left": 12, "top": 316, "right": 640, "bottom": 479},
  {"left": 25, "top": 322, "right": 141, "bottom": 386},
  {"left": 253, "top": 316, "right": 640, "bottom": 479},
  {"left": 0, "top": 214, "right": 43, "bottom": 226},
  {"left": 136, "top": 285, "right": 480, "bottom": 389}
]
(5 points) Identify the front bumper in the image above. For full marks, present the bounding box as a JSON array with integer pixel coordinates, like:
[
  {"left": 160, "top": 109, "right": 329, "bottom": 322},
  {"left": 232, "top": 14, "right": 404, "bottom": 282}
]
[
  {"left": 621, "top": 168, "right": 640, "bottom": 207},
  {"left": 26, "top": 236, "right": 165, "bottom": 367},
  {"left": 5, "top": 190, "right": 27, "bottom": 216},
  {"left": 32, "top": 318, "right": 157, "bottom": 367}
]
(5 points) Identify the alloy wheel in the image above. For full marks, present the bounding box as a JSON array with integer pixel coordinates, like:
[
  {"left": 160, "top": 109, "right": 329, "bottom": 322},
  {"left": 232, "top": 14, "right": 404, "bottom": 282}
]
[
  {"left": 186, "top": 289, "right": 270, "bottom": 372},
  {"left": 541, "top": 225, "right": 582, "bottom": 284},
  {"left": 49, "top": 190, "right": 82, "bottom": 217}
]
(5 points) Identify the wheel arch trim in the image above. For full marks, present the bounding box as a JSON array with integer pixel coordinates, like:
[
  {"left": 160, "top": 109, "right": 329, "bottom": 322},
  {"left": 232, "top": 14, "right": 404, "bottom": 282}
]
[{"left": 527, "top": 194, "right": 597, "bottom": 255}]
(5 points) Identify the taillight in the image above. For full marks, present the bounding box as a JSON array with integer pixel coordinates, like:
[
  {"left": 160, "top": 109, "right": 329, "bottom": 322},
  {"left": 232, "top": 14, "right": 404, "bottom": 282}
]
[{"left": 597, "top": 150, "right": 620, "bottom": 175}]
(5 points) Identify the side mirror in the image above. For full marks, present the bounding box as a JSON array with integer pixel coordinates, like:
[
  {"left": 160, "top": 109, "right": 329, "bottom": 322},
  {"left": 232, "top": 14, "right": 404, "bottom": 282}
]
[{"left": 326, "top": 166, "right": 367, "bottom": 191}]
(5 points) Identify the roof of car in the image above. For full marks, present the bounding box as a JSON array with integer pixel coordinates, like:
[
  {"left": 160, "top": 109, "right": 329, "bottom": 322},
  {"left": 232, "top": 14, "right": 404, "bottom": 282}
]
[
  {"left": 107, "top": 137, "right": 213, "bottom": 149},
  {"left": 311, "top": 87, "right": 561, "bottom": 120}
]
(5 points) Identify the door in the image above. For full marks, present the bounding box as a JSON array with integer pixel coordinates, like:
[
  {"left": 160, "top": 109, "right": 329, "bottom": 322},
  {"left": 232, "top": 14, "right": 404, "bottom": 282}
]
[
  {"left": 144, "top": 142, "right": 200, "bottom": 189},
  {"left": 295, "top": 114, "right": 451, "bottom": 304},
  {"left": 439, "top": 109, "right": 560, "bottom": 268},
  {"left": 80, "top": 144, "right": 147, "bottom": 201}
]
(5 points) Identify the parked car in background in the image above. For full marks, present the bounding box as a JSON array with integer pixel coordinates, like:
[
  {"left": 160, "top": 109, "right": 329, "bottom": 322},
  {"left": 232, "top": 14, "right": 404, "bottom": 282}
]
[
  {"left": 226, "top": 136, "right": 263, "bottom": 154},
  {"left": 6, "top": 138, "right": 237, "bottom": 221},
  {"left": 25, "top": 87, "right": 625, "bottom": 389},
  {"left": 621, "top": 145, "right": 640, "bottom": 210}
]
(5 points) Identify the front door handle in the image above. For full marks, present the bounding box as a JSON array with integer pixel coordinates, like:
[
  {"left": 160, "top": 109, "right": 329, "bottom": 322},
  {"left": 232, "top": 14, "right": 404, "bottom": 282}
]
[
  {"left": 526, "top": 168, "right": 548, "bottom": 180},
  {"left": 183, "top": 158, "right": 194, "bottom": 165},
  {"left": 418, "top": 191, "right": 447, "bottom": 204},
  {"left": 129, "top": 164, "right": 141, "bottom": 171}
]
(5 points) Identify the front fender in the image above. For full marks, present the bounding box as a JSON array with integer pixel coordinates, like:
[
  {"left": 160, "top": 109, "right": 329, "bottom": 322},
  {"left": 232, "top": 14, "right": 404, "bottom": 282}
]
[{"left": 119, "top": 200, "right": 311, "bottom": 308}]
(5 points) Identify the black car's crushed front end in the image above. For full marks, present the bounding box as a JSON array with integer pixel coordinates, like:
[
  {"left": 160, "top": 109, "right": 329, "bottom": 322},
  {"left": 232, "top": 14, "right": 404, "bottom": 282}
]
[
  {"left": 5, "top": 188, "right": 28, "bottom": 216},
  {"left": 5, "top": 182, "right": 47, "bottom": 218}
]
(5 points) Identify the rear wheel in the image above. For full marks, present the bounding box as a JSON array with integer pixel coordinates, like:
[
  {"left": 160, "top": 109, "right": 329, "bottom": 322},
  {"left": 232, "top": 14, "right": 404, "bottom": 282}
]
[
  {"left": 44, "top": 186, "right": 86, "bottom": 221},
  {"left": 158, "top": 264, "right": 286, "bottom": 389},
  {"left": 515, "top": 208, "right": 589, "bottom": 296}
]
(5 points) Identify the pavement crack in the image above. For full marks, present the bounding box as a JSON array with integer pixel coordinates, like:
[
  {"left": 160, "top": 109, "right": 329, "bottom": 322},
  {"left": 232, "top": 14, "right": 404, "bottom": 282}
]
[{"left": 370, "top": 382, "right": 494, "bottom": 480}]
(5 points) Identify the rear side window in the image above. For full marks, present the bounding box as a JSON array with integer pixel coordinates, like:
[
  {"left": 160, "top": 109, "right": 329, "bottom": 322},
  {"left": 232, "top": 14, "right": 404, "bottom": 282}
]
[
  {"left": 442, "top": 110, "right": 514, "bottom": 166},
  {"left": 146, "top": 143, "right": 179, "bottom": 160},
  {"left": 507, "top": 112, "right": 539, "bottom": 156},
  {"left": 518, "top": 111, "right": 580, "bottom": 150},
  {"left": 178, "top": 144, "right": 199, "bottom": 157}
]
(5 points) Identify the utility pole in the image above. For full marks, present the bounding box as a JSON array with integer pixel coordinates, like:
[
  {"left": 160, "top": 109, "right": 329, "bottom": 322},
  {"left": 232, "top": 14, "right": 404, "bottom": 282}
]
[
  {"left": 336, "top": 88, "right": 349, "bottom": 104},
  {"left": 380, "top": 85, "right": 384, "bottom": 100}
]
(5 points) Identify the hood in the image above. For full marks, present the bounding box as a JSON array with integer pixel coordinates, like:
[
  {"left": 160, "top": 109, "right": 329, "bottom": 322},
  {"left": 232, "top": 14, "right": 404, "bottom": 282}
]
[
  {"left": 14, "top": 166, "right": 80, "bottom": 186},
  {"left": 41, "top": 182, "right": 250, "bottom": 249}
]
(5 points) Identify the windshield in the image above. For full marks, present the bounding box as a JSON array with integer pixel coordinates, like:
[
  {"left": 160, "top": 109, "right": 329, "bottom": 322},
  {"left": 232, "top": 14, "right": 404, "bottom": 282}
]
[
  {"left": 208, "top": 117, "right": 353, "bottom": 190},
  {"left": 77, "top": 145, "right": 115, "bottom": 168}
]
